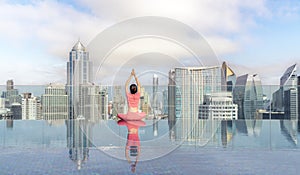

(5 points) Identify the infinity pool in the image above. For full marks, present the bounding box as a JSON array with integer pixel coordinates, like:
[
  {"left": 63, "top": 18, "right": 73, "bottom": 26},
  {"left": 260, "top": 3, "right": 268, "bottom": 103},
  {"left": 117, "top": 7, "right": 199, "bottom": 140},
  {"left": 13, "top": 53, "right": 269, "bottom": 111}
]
[{"left": 1, "top": 119, "right": 300, "bottom": 174}]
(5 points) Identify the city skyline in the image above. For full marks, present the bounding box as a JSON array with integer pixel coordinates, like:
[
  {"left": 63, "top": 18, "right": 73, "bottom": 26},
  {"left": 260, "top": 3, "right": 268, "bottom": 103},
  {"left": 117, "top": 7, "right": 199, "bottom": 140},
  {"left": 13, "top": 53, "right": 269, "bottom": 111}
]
[{"left": 0, "top": 1, "right": 300, "bottom": 85}]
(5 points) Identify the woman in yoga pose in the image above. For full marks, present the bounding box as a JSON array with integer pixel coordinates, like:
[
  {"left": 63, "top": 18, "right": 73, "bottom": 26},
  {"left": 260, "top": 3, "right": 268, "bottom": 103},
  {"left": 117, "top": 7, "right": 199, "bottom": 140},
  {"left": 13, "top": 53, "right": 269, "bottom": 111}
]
[{"left": 117, "top": 69, "right": 146, "bottom": 120}]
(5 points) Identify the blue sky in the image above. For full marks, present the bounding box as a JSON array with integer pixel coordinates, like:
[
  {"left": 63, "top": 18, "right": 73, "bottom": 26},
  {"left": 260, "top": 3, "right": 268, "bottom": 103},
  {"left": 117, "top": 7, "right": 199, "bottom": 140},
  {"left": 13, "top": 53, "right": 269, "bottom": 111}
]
[{"left": 0, "top": 0, "right": 300, "bottom": 85}]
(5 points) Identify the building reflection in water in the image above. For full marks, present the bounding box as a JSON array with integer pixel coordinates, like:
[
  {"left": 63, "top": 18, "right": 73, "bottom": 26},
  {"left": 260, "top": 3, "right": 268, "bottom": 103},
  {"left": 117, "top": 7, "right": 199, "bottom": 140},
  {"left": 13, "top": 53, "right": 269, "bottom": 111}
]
[
  {"left": 118, "top": 120, "right": 145, "bottom": 173},
  {"left": 66, "top": 118, "right": 94, "bottom": 170},
  {"left": 167, "top": 114, "right": 300, "bottom": 148},
  {"left": 280, "top": 119, "right": 298, "bottom": 145},
  {"left": 174, "top": 118, "right": 221, "bottom": 146},
  {"left": 221, "top": 120, "right": 234, "bottom": 148},
  {"left": 235, "top": 114, "right": 262, "bottom": 137},
  {"left": 168, "top": 116, "right": 176, "bottom": 142},
  {"left": 6, "top": 118, "right": 13, "bottom": 129},
  {"left": 153, "top": 118, "right": 158, "bottom": 137},
  {"left": 60, "top": 110, "right": 298, "bottom": 171}
]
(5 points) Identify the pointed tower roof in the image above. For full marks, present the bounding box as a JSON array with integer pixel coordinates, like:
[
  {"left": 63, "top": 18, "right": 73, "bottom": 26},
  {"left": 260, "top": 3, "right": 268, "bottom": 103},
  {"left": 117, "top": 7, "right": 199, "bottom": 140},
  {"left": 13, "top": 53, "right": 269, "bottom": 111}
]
[
  {"left": 280, "top": 63, "right": 297, "bottom": 86},
  {"left": 72, "top": 40, "right": 86, "bottom": 51}
]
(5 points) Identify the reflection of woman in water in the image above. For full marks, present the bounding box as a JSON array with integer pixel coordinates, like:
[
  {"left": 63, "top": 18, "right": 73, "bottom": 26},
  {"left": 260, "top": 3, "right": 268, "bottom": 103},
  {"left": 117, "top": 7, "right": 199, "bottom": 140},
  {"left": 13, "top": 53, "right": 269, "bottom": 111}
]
[
  {"left": 118, "top": 120, "right": 145, "bottom": 173},
  {"left": 117, "top": 69, "right": 146, "bottom": 120}
]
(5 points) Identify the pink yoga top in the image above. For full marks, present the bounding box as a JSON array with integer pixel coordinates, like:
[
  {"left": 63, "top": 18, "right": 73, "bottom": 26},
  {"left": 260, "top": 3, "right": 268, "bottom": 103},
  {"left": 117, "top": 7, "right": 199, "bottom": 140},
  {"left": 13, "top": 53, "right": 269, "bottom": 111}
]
[{"left": 127, "top": 92, "right": 140, "bottom": 108}]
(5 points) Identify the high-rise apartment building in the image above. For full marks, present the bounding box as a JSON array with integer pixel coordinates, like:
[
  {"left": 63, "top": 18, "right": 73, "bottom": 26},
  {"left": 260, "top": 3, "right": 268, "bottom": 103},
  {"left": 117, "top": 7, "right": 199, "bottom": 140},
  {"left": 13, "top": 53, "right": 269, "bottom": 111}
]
[
  {"left": 42, "top": 83, "right": 68, "bottom": 120},
  {"left": 233, "top": 74, "right": 263, "bottom": 119},
  {"left": 22, "top": 93, "right": 41, "bottom": 120},
  {"left": 67, "top": 40, "right": 93, "bottom": 119}
]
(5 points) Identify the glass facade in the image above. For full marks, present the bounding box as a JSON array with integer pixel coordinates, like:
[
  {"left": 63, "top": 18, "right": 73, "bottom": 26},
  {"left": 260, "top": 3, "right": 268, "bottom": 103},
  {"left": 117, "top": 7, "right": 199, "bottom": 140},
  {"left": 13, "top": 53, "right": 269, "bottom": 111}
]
[
  {"left": 174, "top": 66, "right": 222, "bottom": 119},
  {"left": 42, "top": 84, "right": 68, "bottom": 120},
  {"left": 233, "top": 74, "right": 263, "bottom": 119},
  {"left": 272, "top": 64, "right": 298, "bottom": 120},
  {"left": 67, "top": 41, "right": 93, "bottom": 119}
]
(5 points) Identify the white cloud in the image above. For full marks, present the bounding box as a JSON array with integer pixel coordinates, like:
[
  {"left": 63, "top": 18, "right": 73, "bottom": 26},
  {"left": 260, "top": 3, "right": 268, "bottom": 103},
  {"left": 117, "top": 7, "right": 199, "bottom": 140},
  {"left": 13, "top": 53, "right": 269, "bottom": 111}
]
[
  {"left": 0, "top": 1, "right": 108, "bottom": 84},
  {"left": 267, "top": 0, "right": 300, "bottom": 19},
  {"left": 0, "top": 1, "right": 109, "bottom": 58},
  {"left": 0, "top": 0, "right": 299, "bottom": 85},
  {"left": 77, "top": 0, "right": 270, "bottom": 55}
]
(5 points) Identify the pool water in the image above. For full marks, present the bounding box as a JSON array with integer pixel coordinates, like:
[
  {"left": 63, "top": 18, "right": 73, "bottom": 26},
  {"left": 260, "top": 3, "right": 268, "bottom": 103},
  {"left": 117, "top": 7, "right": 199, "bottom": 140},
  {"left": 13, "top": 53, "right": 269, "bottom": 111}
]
[{"left": 1, "top": 119, "right": 300, "bottom": 174}]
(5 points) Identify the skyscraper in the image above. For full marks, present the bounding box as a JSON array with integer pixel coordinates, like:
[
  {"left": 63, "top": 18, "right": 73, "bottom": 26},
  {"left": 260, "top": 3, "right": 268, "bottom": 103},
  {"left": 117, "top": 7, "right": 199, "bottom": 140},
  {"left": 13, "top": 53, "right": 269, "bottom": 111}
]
[
  {"left": 175, "top": 66, "right": 222, "bottom": 119},
  {"left": 67, "top": 40, "right": 93, "bottom": 119},
  {"left": 42, "top": 83, "right": 68, "bottom": 120},
  {"left": 221, "top": 62, "right": 236, "bottom": 92},
  {"left": 284, "top": 88, "right": 298, "bottom": 119},
  {"left": 233, "top": 74, "right": 263, "bottom": 119},
  {"left": 272, "top": 64, "right": 298, "bottom": 119},
  {"left": 168, "top": 69, "right": 176, "bottom": 122},
  {"left": 1, "top": 80, "right": 22, "bottom": 108},
  {"left": 152, "top": 74, "right": 159, "bottom": 116}
]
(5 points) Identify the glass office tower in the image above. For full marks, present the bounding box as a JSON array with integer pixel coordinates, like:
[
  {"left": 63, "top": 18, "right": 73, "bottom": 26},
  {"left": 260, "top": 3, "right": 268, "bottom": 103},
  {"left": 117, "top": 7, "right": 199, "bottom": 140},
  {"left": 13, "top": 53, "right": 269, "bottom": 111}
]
[
  {"left": 175, "top": 66, "right": 222, "bottom": 119},
  {"left": 233, "top": 74, "right": 263, "bottom": 119},
  {"left": 67, "top": 41, "right": 93, "bottom": 119},
  {"left": 272, "top": 64, "right": 298, "bottom": 119}
]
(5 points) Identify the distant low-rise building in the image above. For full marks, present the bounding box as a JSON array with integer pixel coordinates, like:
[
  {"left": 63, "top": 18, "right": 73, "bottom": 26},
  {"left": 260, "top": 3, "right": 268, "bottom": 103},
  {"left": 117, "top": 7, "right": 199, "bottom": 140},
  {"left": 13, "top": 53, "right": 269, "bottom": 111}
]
[{"left": 199, "top": 92, "right": 238, "bottom": 120}]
